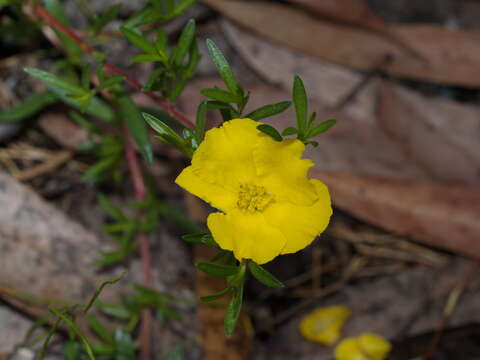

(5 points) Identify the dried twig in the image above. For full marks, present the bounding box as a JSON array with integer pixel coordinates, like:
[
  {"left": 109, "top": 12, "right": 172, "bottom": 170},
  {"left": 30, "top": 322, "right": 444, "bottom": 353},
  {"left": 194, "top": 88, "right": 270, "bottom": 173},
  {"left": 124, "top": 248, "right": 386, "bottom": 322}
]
[
  {"left": 13, "top": 150, "right": 72, "bottom": 181},
  {"left": 422, "top": 260, "right": 480, "bottom": 360}
]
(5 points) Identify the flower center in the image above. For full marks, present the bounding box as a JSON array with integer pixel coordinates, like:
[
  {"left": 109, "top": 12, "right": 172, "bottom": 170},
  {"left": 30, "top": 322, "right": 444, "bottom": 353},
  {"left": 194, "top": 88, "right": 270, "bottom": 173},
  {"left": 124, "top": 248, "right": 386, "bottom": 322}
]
[{"left": 236, "top": 183, "right": 274, "bottom": 213}]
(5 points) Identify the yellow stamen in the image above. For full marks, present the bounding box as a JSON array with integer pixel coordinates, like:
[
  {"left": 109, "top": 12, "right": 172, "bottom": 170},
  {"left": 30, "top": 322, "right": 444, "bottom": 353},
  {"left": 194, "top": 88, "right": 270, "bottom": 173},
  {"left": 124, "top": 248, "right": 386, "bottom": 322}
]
[{"left": 236, "top": 183, "right": 274, "bottom": 213}]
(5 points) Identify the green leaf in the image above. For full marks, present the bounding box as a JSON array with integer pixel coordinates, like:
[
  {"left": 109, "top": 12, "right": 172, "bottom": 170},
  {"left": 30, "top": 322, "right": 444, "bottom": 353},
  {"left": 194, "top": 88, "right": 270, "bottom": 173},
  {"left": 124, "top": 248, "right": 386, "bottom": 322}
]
[
  {"left": 24, "top": 67, "right": 84, "bottom": 96},
  {"left": 171, "top": 19, "right": 196, "bottom": 67},
  {"left": 81, "top": 64, "right": 92, "bottom": 90},
  {"left": 246, "top": 101, "right": 291, "bottom": 121},
  {"left": 143, "top": 68, "right": 166, "bottom": 91},
  {"left": 196, "top": 262, "right": 239, "bottom": 277},
  {"left": 83, "top": 271, "right": 127, "bottom": 314},
  {"left": 96, "top": 75, "right": 125, "bottom": 91},
  {"left": 131, "top": 54, "right": 164, "bottom": 63},
  {"left": 184, "top": 40, "right": 200, "bottom": 78},
  {"left": 194, "top": 101, "right": 207, "bottom": 145},
  {"left": 248, "top": 261, "right": 284, "bottom": 288},
  {"left": 157, "top": 346, "right": 183, "bottom": 360},
  {"left": 257, "top": 124, "right": 282, "bottom": 141},
  {"left": 168, "top": 79, "right": 187, "bottom": 102},
  {"left": 206, "top": 39, "right": 240, "bottom": 95},
  {"left": 92, "top": 4, "right": 121, "bottom": 35},
  {"left": 114, "top": 329, "right": 135, "bottom": 358},
  {"left": 307, "top": 119, "right": 337, "bottom": 138},
  {"left": 87, "top": 315, "right": 114, "bottom": 344},
  {"left": 143, "top": 112, "right": 191, "bottom": 156},
  {"left": 49, "top": 308, "right": 95, "bottom": 360},
  {"left": 44, "top": 0, "right": 83, "bottom": 64},
  {"left": 182, "top": 232, "right": 217, "bottom": 247},
  {"left": 157, "top": 345, "right": 183, "bottom": 360},
  {"left": 0, "top": 91, "right": 57, "bottom": 123},
  {"left": 200, "top": 288, "right": 232, "bottom": 303},
  {"left": 224, "top": 282, "right": 244, "bottom": 336},
  {"left": 117, "top": 95, "right": 153, "bottom": 163},
  {"left": 83, "top": 156, "right": 118, "bottom": 183},
  {"left": 24, "top": 68, "right": 114, "bottom": 122},
  {"left": 97, "top": 193, "right": 126, "bottom": 221},
  {"left": 98, "top": 303, "right": 131, "bottom": 320},
  {"left": 173, "top": 0, "right": 196, "bottom": 16},
  {"left": 201, "top": 88, "right": 242, "bottom": 104},
  {"left": 155, "top": 28, "right": 168, "bottom": 53},
  {"left": 120, "top": 26, "right": 157, "bottom": 54},
  {"left": 282, "top": 127, "right": 298, "bottom": 136},
  {"left": 292, "top": 75, "right": 308, "bottom": 135},
  {"left": 39, "top": 317, "right": 62, "bottom": 360}
]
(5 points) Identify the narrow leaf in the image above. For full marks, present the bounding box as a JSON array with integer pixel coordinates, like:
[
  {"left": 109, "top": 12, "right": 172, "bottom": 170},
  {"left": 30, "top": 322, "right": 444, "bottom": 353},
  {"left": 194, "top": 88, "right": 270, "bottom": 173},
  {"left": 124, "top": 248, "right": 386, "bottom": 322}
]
[
  {"left": 117, "top": 95, "right": 153, "bottom": 163},
  {"left": 257, "top": 124, "right": 282, "bottom": 141},
  {"left": 171, "top": 19, "right": 196, "bottom": 67},
  {"left": 196, "top": 262, "right": 239, "bottom": 277},
  {"left": 49, "top": 308, "right": 96, "bottom": 360},
  {"left": 307, "top": 119, "right": 337, "bottom": 138},
  {"left": 248, "top": 261, "right": 284, "bottom": 288},
  {"left": 184, "top": 39, "right": 201, "bottom": 78},
  {"left": 87, "top": 315, "right": 114, "bottom": 344},
  {"left": 293, "top": 75, "right": 308, "bottom": 134},
  {"left": 24, "top": 68, "right": 114, "bottom": 122},
  {"left": 246, "top": 101, "right": 291, "bottom": 121},
  {"left": 83, "top": 271, "right": 127, "bottom": 314},
  {"left": 143, "top": 112, "right": 190, "bottom": 155},
  {"left": 97, "top": 193, "right": 126, "bottom": 221},
  {"left": 282, "top": 127, "right": 298, "bottom": 136},
  {"left": 173, "top": 0, "right": 196, "bottom": 16},
  {"left": 182, "top": 232, "right": 217, "bottom": 247},
  {"left": 206, "top": 39, "right": 240, "bottom": 95},
  {"left": 201, "top": 88, "right": 242, "bottom": 104},
  {"left": 92, "top": 4, "right": 121, "bottom": 35},
  {"left": 194, "top": 101, "right": 208, "bottom": 145},
  {"left": 131, "top": 54, "right": 163, "bottom": 63},
  {"left": 120, "top": 26, "right": 157, "bottom": 54},
  {"left": 200, "top": 288, "right": 232, "bottom": 303},
  {"left": 0, "top": 91, "right": 56, "bottom": 123},
  {"left": 224, "top": 283, "right": 244, "bottom": 336},
  {"left": 24, "top": 67, "right": 84, "bottom": 96}
]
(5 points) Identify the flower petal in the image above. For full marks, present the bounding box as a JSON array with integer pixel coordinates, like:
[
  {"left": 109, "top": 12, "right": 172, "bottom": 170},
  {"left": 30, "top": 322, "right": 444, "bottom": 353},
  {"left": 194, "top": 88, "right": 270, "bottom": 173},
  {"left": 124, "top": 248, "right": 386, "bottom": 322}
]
[
  {"left": 300, "top": 305, "right": 351, "bottom": 345},
  {"left": 335, "top": 333, "right": 391, "bottom": 360},
  {"left": 190, "top": 118, "right": 260, "bottom": 192},
  {"left": 357, "top": 333, "right": 392, "bottom": 360},
  {"left": 207, "top": 209, "right": 287, "bottom": 264},
  {"left": 175, "top": 166, "right": 236, "bottom": 212},
  {"left": 265, "top": 179, "right": 332, "bottom": 255},
  {"left": 254, "top": 137, "right": 317, "bottom": 205}
]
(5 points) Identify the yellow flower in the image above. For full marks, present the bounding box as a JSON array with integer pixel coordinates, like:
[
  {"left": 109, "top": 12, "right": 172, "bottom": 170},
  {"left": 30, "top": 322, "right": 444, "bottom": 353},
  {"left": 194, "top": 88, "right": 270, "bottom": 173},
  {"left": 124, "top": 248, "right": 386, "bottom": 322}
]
[
  {"left": 175, "top": 118, "right": 332, "bottom": 264},
  {"left": 335, "top": 333, "right": 392, "bottom": 360},
  {"left": 299, "top": 305, "right": 351, "bottom": 345}
]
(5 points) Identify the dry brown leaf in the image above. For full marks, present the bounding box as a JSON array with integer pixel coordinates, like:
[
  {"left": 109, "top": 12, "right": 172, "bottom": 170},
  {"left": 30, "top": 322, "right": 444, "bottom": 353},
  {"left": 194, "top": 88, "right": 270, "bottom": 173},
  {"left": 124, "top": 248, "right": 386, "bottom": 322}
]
[
  {"left": 314, "top": 171, "right": 480, "bottom": 259},
  {"left": 290, "top": 0, "right": 385, "bottom": 30},
  {"left": 203, "top": 0, "right": 480, "bottom": 87},
  {"left": 37, "top": 112, "right": 89, "bottom": 150},
  {"left": 289, "top": 0, "right": 424, "bottom": 61},
  {"left": 377, "top": 81, "right": 480, "bottom": 185}
]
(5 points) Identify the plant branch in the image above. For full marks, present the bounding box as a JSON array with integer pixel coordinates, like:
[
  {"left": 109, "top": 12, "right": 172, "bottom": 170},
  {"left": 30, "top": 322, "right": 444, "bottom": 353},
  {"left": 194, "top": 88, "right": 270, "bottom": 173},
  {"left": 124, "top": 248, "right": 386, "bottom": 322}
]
[{"left": 31, "top": 2, "right": 195, "bottom": 129}]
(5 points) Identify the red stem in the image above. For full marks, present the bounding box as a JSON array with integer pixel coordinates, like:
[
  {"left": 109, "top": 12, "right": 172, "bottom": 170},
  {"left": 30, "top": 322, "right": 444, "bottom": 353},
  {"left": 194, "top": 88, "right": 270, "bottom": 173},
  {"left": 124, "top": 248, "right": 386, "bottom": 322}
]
[
  {"left": 124, "top": 129, "right": 153, "bottom": 360},
  {"left": 33, "top": 2, "right": 195, "bottom": 130}
]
